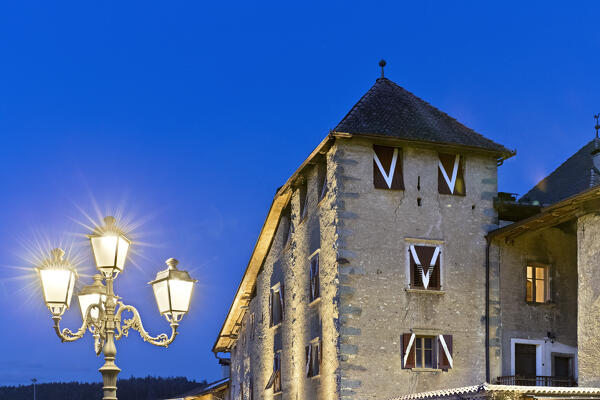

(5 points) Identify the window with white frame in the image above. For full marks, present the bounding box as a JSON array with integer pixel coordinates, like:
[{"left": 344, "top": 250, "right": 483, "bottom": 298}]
[
  {"left": 309, "top": 252, "right": 320, "bottom": 302},
  {"left": 269, "top": 283, "right": 284, "bottom": 327},
  {"left": 305, "top": 338, "right": 321, "bottom": 377}
]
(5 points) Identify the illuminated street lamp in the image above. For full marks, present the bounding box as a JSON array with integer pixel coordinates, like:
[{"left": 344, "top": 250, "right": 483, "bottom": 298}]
[
  {"left": 150, "top": 258, "right": 197, "bottom": 323},
  {"left": 36, "top": 248, "right": 77, "bottom": 317},
  {"left": 36, "top": 216, "right": 196, "bottom": 400}
]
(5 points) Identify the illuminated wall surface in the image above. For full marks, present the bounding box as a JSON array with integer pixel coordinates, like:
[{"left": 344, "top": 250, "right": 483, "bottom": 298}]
[{"left": 223, "top": 81, "right": 600, "bottom": 399}]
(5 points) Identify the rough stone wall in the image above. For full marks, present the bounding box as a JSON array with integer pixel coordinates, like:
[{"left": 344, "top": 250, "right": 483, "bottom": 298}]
[
  {"left": 334, "top": 137, "right": 498, "bottom": 399},
  {"left": 228, "top": 144, "right": 341, "bottom": 400},
  {"left": 490, "top": 225, "right": 578, "bottom": 378},
  {"left": 576, "top": 213, "right": 600, "bottom": 387}
]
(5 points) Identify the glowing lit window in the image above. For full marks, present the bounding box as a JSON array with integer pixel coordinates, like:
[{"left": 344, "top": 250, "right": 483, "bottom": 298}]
[{"left": 526, "top": 265, "right": 549, "bottom": 303}]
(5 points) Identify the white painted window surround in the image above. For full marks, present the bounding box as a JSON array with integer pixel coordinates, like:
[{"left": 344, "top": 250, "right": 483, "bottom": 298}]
[{"left": 510, "top": 338, "right": 577, "bottom": 378}]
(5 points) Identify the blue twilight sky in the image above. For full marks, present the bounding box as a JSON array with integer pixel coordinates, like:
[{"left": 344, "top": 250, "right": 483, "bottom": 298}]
[{"left": 1, "top": 0, "right": 599, "bottom": 387}]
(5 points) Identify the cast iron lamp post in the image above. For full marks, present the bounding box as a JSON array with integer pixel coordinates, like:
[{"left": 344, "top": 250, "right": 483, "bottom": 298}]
[{"left": 35, "top": 216, "right": 196, "bottom": 400}]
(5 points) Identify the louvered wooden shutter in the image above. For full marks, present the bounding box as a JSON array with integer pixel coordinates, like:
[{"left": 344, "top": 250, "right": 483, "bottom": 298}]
[
  {"left": 280, "top": 282, "right": 285, "bottom": 319},
  {"left": 402, "top": 333, "right": 416, "bottom": 368},
  {"left": 438, "top": 153, "right": 465, "bottom": 196},
  {"left": 373, "top": 145, "right": 404, "bottom": 190},
  {"left": 438, "top": 334, "right": 453, "bottom": 370},
  {"left": 411, "top": 245, "right": 441, "bottom": 289},
  {"left": 269, "top": 289, "right": 273, "bottom": 327},
  {"left": 305, "top": 345, "right": 311, "bottom": 377}
]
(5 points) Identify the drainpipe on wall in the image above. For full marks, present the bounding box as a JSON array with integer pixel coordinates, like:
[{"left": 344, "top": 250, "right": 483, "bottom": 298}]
[{"left": 485, "top": 238, "right": 491, "bottom": 383}]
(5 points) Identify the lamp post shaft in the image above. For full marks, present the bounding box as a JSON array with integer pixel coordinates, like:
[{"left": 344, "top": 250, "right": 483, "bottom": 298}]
[{"left": 99, "top": 277, "right": 120, "bottom": 400}]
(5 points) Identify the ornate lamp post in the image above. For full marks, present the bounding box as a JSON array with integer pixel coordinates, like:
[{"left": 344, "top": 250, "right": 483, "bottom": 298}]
[{"left": 35, "top": 216, "right": 196, "bottom": 400}]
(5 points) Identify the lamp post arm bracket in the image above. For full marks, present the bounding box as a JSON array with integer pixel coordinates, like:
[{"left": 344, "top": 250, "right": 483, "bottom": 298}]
[
  {"left": 114, "top": 302, "right": 179, "bottom": 347},
  {"left": 51, "top": 305, "right": 103, "bottom": 343}
]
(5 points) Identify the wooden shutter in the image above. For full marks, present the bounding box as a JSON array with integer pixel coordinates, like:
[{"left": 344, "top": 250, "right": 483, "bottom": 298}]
[
  {"left": 438, "top": 334, "right": 453, "bottom": 370},
  {"left": 410, "top": 245, "right": 441, "bottom": 289},
  {"left": 269, "top": 289, "right": 273, "bottom": 327},
  {"left": 402, "top": 333, "right": 416, "bottom": 368},
  {"left": 438, "top": 153, "right": 465, "bottom": 196},
  {"left": 265, "top": 368, "right": 276, "bottom": 389},
  {"left": 373, "top": 145, "right": 404, "bottom": 190},
  {"left": 305, "top": 345, "right": 311, "bottom": 377},
  {"left": 279, "top": 282, "right": 285, "bottom": 319}
]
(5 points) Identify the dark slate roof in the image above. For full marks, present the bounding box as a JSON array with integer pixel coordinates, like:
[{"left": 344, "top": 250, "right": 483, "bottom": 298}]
[
  {"left": 520, "top": 139, "right": 599, "bottom": 206},
  {"left": 334, "top": 78, "right": 512, "bottom": 156}
]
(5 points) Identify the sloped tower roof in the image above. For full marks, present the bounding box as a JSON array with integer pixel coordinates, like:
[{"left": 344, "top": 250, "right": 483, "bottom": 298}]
[
  {"left": 520, "top": 139, "right": 600, "bottom": 206},
  {"left": 333, "top": 77, "right": 512, "bottom": 156}
]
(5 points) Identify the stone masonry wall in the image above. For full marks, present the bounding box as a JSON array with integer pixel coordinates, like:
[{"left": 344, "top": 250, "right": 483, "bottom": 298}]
[
  {"left": 228, "top": 144, "right": 341, "bottom": 400},
  {"left": 577, "top": 213, "right": 600, "bottom": 387},
  {"left": 335, "top": 137, "right": 498, "bottom": 399},
  {"left": 491, "top": 225, "right": 577, "bottom": 378}
]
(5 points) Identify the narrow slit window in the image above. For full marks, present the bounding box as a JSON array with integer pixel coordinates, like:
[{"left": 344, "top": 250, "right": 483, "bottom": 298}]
[
  {"left": 309, "top": 253, "right": 320, "bottom": 302},
  {"left": 265, "top": 351, "right": 281, "bottom": 393},
  {"left": 270, "top": 284, "right": 284, "bottom": 327},
  {"left": 299, "top": 182, "right": 308, "bottom": 221},
  {"left": 305, "top": 338, "right": 322, "bottom": 377},
  {"left": 317, "top": 162, "right": 327, "bottom": 201}
]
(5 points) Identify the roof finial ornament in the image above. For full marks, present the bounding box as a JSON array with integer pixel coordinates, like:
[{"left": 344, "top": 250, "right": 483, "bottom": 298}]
[
  {"left": 379, "top": 59, "right": 386, "bottom": 78},
  {"left": 595, "top": 114, "right": 600, "bottom": 138}
]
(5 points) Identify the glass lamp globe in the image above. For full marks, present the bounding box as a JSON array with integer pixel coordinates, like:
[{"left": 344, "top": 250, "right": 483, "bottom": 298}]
[
  {"left": 88, "top": 216, "right": 131, "bottom": 277},
  {"left": 149, "top": 258, "right": 196, "bottom": 323},
  {"left": 36, "top": 248, "right": 78, "bottom": 317},
  {"left": 77, "top": 274, "right": 107, "bottom": 320}
]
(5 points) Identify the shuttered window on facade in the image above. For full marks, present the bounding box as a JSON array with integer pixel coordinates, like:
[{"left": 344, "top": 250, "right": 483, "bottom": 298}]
[
  {"left": 309, "top": 253, "right": 320, "bottom": 302},
  {"left": 299, "top": 182, "right": 308, "bottom": 221},
  {"left": 409, "top": 244, "right": 441, "bottom": 290},
  {"left": 402, "top": 333, "right": 453, "bottom": 370},
  {"left": 438, "top": 153, "right": 465, "bottom": 195},
  {"left": 373, "top": 145, "right": 404, "bottom": 190},
  {"left": 269, "top": 283, "right": 284, "bottom": 327},
  {"left": 265, "top": 351, "right": 281, "bottom": 392},
  {"left": 305, "top": 338, "right": 322, "bottom": 378},
  {"left": 317, "top": 162, "right": 327, "bottom": 202}
]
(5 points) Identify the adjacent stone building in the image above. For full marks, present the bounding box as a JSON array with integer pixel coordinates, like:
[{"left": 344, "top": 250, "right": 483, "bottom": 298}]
[{"left": 209, "top": 73, "right": 600, "bottom": 400}]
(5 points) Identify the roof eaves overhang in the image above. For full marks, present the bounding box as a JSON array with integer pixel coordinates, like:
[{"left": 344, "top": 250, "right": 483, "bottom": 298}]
[
  {"left": 388, "top": 383, "right": 600, "bottom": 400},
  {"left": 212, "top": 134, "right": 335, "bottom": 354},
  {"left": 331, "top": 131, "right": 516, "bottom": 163},
  {"left": 488, "top": 185, "right": 600, "bottom": 242}
]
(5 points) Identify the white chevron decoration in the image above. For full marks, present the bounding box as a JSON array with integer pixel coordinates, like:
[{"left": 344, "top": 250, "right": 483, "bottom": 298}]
[{"left": 374, "top": 148, "right": 399, "bottom": 188}]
